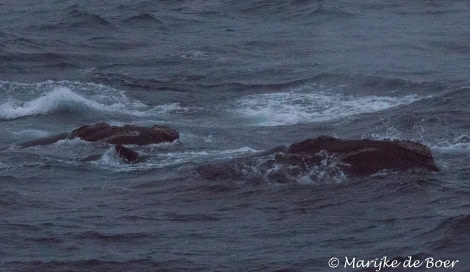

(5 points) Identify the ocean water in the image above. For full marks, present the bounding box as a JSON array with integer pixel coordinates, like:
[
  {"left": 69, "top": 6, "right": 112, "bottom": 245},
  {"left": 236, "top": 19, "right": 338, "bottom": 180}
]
[{"left": 1, "top": 1, "right": 469, "bottom": 271}]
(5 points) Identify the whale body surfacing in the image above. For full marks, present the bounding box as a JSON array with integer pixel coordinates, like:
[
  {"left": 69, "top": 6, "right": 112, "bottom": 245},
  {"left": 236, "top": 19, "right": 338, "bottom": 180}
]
[
  {"left": 69, "top": 123, "right": 179, "bottom": 145},
  {"left": 19, "top": 123, "right": 179, "bottom": 163},
  {"left": 19, "top": 123, "right": 179, "bottom": 148},
  {"left": 286, "top": 136, "right": 438, "bottom": 176},
  {"left": 197, "top": 136, "right": 438, "bottom": 182},
  {"left": 19, "top": 125, "right": 438, "bottom": 175}
]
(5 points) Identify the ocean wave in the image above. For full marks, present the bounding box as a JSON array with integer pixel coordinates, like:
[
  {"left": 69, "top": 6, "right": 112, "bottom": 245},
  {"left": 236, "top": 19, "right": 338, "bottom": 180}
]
[
  {"left": 122, "top": 13, "right": 164, "bottom": 25},
  {"left": 64, "top": 6, "right": 113, "bottom": 28},
  {"left": 232, "top": 84, "right": 422, "bottom": 126},
  {"left": 0, "top": 87, "right": 135, "bottom": 120},
  {"left": 0, "top": 81, "right": 186, "bottom": 120},
  {"left": 233, "top": 0, "right": 352, "bottom": 21},
  {"left": 74, "top": 230, "right": 147, "bottom": 242}
]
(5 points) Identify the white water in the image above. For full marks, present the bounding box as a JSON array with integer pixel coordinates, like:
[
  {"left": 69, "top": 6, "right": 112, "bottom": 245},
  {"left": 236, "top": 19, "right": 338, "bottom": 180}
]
[
  {"left": 91, "top": 146, "right": 260, "bottom": 172},
  {"left": 233, "top": 87, "right": 422, "bottom": 126},
  {"left": 0, "top": 82, "right": 187, "bottom": 120}
]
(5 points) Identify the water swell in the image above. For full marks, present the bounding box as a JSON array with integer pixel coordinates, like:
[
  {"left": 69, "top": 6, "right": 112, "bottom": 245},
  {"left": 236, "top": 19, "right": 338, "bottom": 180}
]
[
  {"left": 122, "top": 13, "right": 164, "bottom": 25},
  {"left": 421, "top": 215, "right": 470, "bottom": 252},
  {"left": 233, "top": 0, "right": 352, "bottom": 21},
  {"left": 74, "top": 230, "right": 148, "bottom": 242},
  {"left": 63, "top": 5, "right": 113, "bottom": 29}
]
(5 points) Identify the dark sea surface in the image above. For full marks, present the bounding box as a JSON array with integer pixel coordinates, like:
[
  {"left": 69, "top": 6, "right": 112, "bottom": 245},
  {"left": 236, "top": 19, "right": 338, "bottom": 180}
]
[{"left": 1, "top": 1, "right": 469, "bottom": 271}]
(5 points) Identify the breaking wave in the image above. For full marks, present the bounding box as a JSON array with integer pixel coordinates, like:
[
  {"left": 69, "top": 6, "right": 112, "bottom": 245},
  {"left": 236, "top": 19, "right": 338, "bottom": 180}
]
[
  {"left": 0, "top": 81, "right": 186, "bottom": 120},
  {"left": 0, "top": 87, "right": 132, "bottom": 119},
  {"left": 233, "top": 85, "right": 423, "bottom": 126}
]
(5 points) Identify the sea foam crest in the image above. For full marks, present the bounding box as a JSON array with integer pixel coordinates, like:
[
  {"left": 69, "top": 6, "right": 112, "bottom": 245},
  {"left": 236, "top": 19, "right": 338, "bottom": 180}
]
[
  {"left": 0, "top": 82, "right": 184, "bottom": 120},
  {"left": 233, "top": 88, "right": 421, "bottom": 126},
  {"left": 1, "top": 87, "right": 125, "bottom": 119},
  {"left": 0, "top": 86, "right": 156, "bottom": 120}
]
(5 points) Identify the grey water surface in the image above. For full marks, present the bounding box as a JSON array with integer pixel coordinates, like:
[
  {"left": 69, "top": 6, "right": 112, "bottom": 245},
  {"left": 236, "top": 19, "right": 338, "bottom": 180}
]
[{"left": 1, "top": 1, "right": 469, "bottom": 271}]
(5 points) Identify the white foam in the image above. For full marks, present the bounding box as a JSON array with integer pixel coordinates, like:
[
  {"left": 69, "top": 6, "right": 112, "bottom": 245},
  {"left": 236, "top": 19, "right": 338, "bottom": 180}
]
[
  {"left": 93, "top": 147, "right": 127, "bottom": 168},
  {"left": 233, "top": 88, "right": 421, "bottom": 126},
  {"left": 11, "top": 129, "right": 50, "bottom": 138},
  {"left": 218, "top": 146, "right": 259, "bottom": 155},
  {"left": 299, "top": 150, "right": 348, "bottom": 184},
  {"left": 433, "top": 135, "right": 470, "bottom": 153},
  {"left": 0, "top": 86, "right": 144, "bottom": 120},
  {"left": 148, "top": 102, "right": 189, "bottom": 116},
  {"left": 232, "top": 150, "right": 349, "bottom": 185},
  {"left": 91, "top": 146, "right": 259, "bottom": 172},
  {"left": 179, "top": 50, "right": 209, "bottom": 60},
  {"left": 148, "top": 147, "right": 259, "bottom": 166}
]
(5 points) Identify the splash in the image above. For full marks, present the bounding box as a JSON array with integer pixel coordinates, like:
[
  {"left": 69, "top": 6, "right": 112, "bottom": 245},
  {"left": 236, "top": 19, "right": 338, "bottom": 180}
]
[
  {"left": 197, "top": 150, "right": 349, "bottom": 185},
  {"left": 297, "top": 150, "right": 349, "bottom": 184},
  {"left": 248, "top": 151, "right": 348, "bottom": 185}
]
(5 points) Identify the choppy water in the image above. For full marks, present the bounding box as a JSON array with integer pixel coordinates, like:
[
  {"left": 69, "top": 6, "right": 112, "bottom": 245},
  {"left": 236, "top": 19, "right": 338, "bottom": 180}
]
[{"left": 1, "top": 1, "right": 469, "bottom": 271}]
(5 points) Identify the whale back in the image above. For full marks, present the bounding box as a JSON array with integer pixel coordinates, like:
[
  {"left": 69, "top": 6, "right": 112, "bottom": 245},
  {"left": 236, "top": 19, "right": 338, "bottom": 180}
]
[
  {"left": 286, "top": 136, "right": 438, "bottom": 175},
  {"left": 115, "top": 145, "right": 139, "bottom": 164},
  {"left": 70, "top": 123, "right": 179, "bottom": 145}
]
